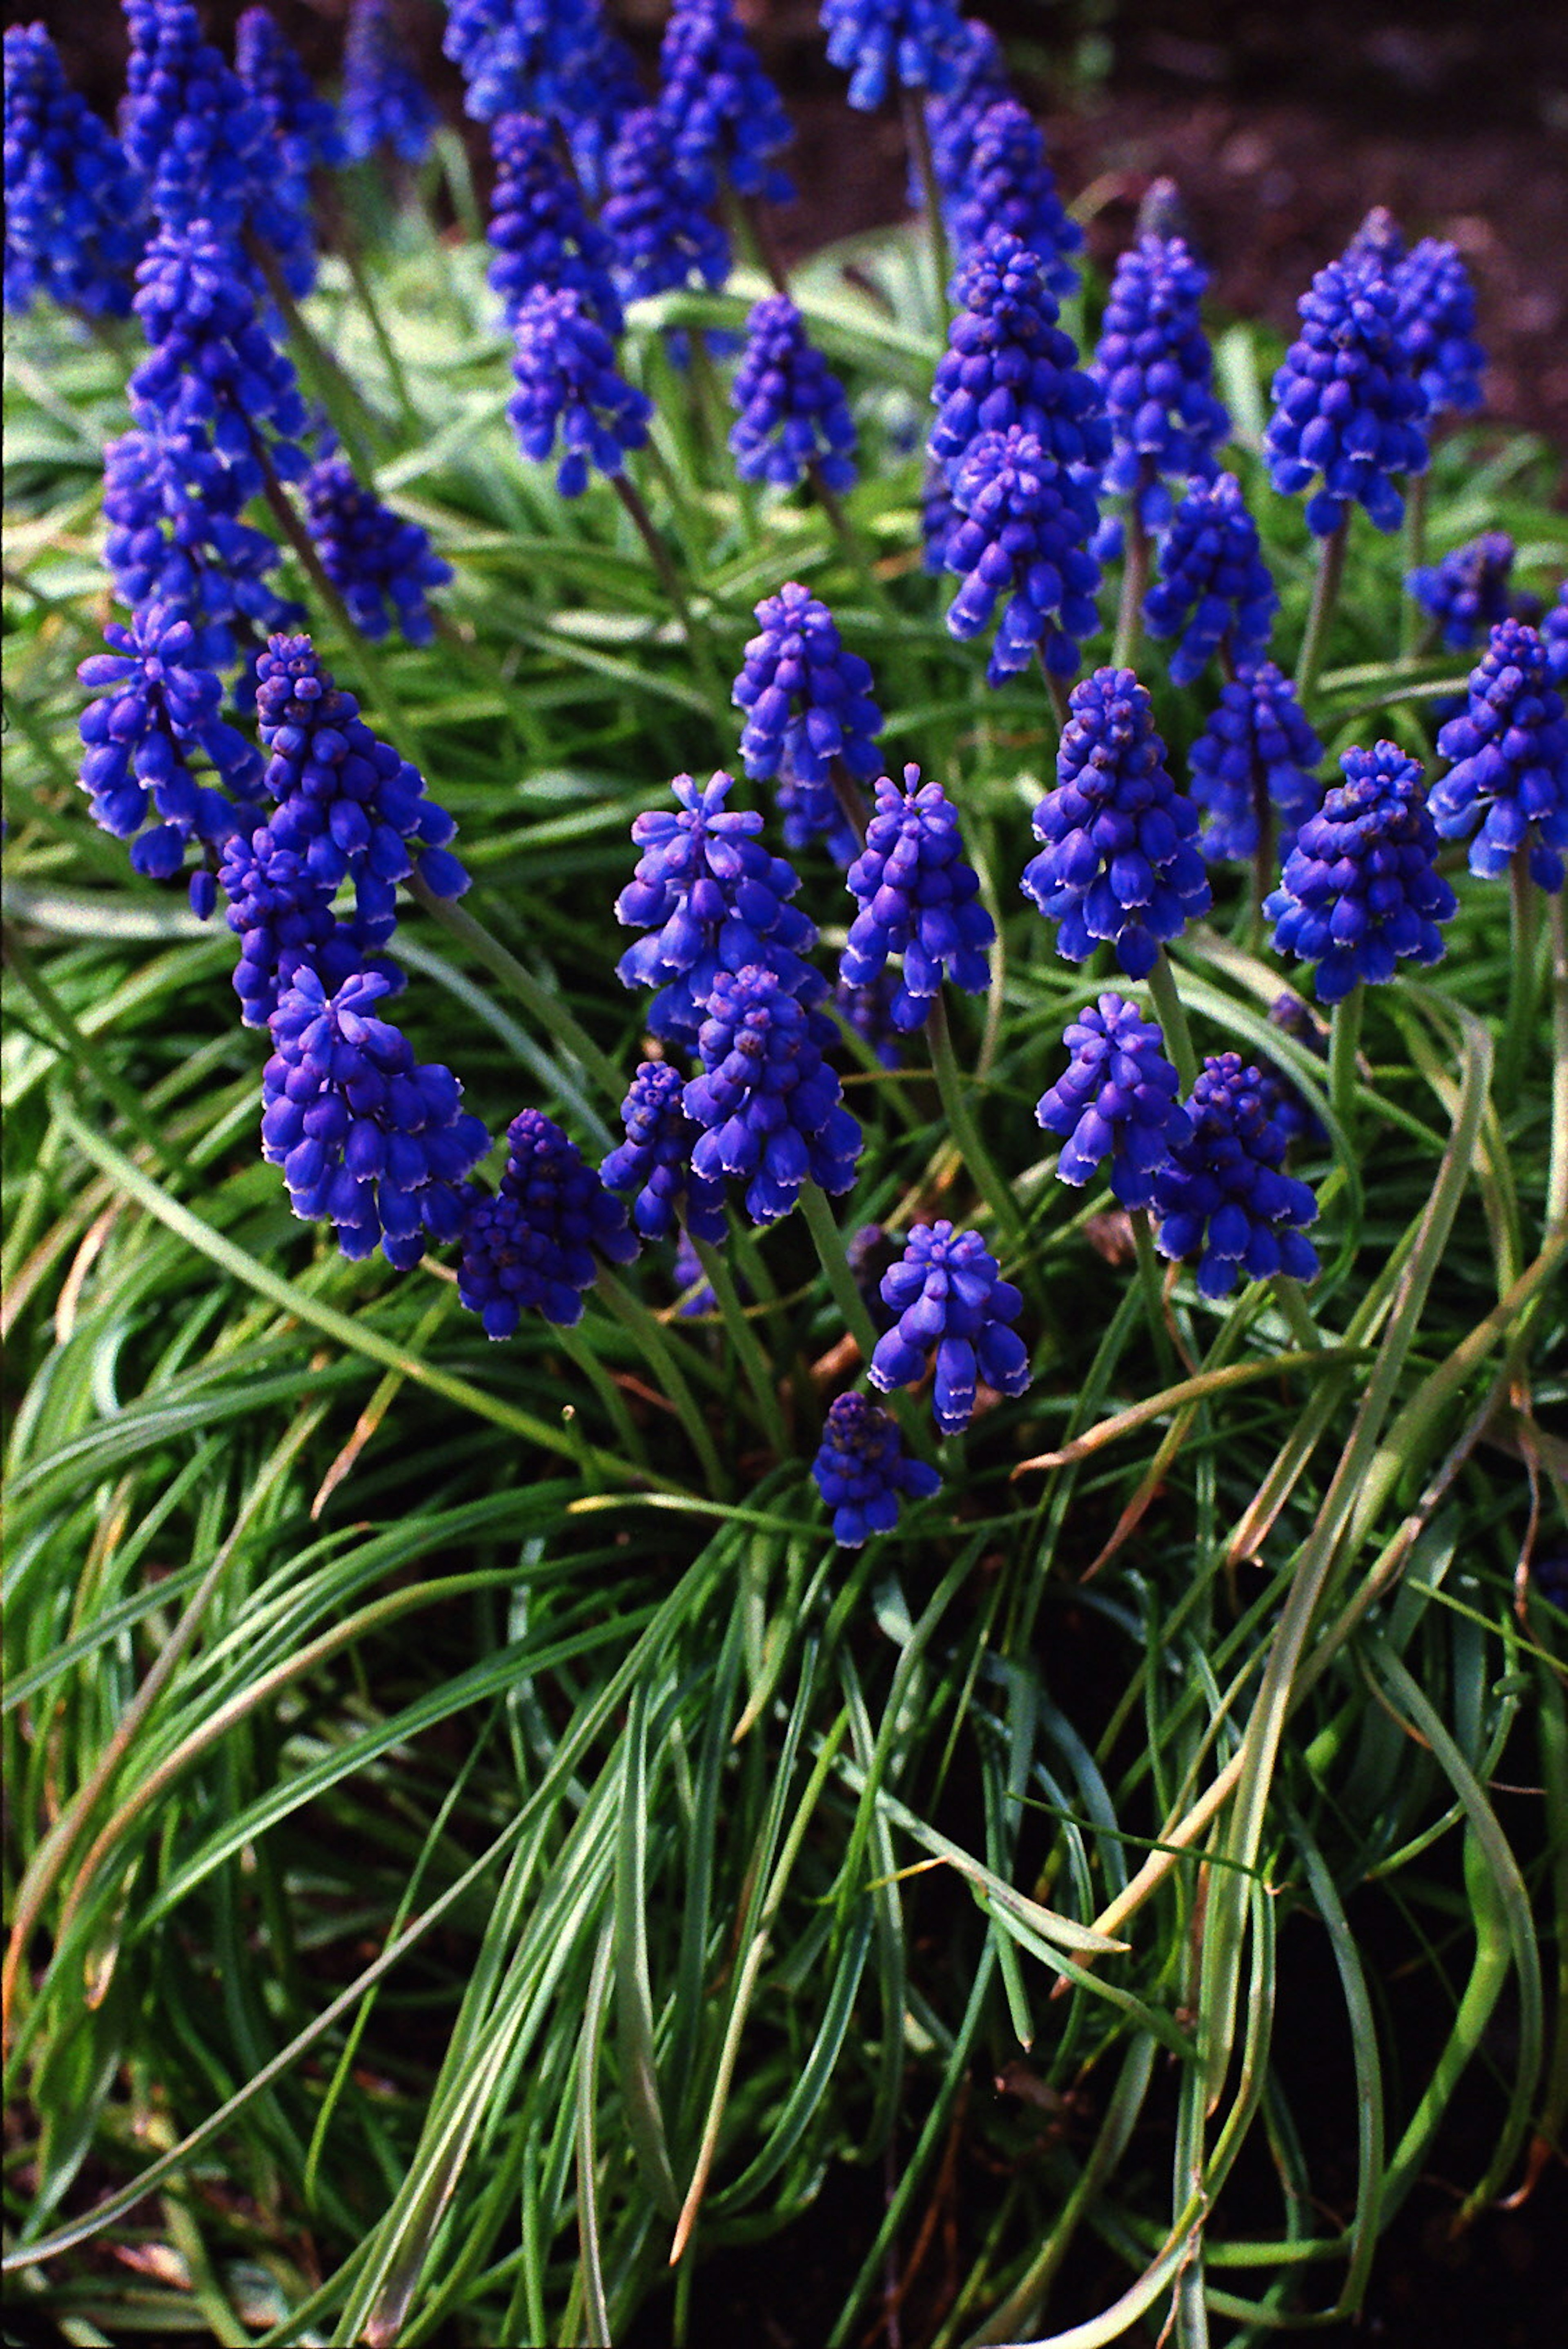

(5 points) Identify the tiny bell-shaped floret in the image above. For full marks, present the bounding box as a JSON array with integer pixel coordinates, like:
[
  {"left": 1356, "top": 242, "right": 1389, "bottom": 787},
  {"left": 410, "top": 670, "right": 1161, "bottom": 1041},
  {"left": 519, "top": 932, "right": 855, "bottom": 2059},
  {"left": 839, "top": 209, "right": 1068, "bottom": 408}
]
[
  {"left": 1153, "top": 1053, "right": 1319, "bottom": 1299},
  {"left": 1432, "top": 620, "right": 1568, "bottom": 892},
  {"left": 812, "top": 1392, "right": 941, "bottom": 1546},
  {"left": 1036, "top": 993, "right": 1189, "bottom": 1209},
  {"left": 601, "top": 1061, "right": 729, "bottom": 1243},
  {"left": 1142, "top": 473, "right": 1278, "bottom": 687},
  {"left": 1265, "top": 740, "right": 1456, "bottom": 1000},
  {"left": 840, "top": 764, "right": 995, "bottom": 1029},
  {"left": 868, "top": 1220, "right": 1029, "bottom": 1436}
]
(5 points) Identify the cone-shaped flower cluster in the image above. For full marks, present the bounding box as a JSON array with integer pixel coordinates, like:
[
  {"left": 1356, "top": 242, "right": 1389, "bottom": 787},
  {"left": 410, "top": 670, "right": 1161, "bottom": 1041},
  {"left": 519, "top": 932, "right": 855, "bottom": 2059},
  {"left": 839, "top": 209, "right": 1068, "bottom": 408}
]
[
  {"left": 1036, "top": 993, "right": 1189, "bottom": 1208},
  {"left": 924, "top": 16, "right": 1010, "bottom": 205},
  {"left": 236, "top": 9, "right": 344, "bottom": 180},
  {"left": 1407, "top": 532, "right": 1514, "bottom": 653},
  {"left": 733, "top": 583, "right": 882, "bottom": 862},
  {"left": 1152, "top": 1054, "right": 1319, "bottom": 1298},
  {"left": 1091, "top": 234, "right": 1228, "bottom": 526},
  {"left": 812, "top": 1392, "right": 941, "bottom": 1546},
  {"left": 1393, "top": 239, "right": 1485, "bottom": 420},
  {"left": 1265, "top": 741, "right": 1456, "bottom": 1000},
  {"left": 729, "top": 297, "right": 858, "bottom": 494},
  {"left": 949, "top": 99, "right": 1082, "bottom": 297},
  {"left": 615, "top": 770, "right": 823, "bottom": 1043},
  {"left": 456, "top": 1106, "right": 637, "bottom": 1337},
  {"left": 551, "top": 16, "right": 645, "bottom": 202},
  {"left": 3, "top": 23, "right": 146, "bottom": 317},
  {"left": 868, "top": 1222, "right": 1029, "bottom": 1435},
  {"left": 1187, "top": 662, "right": 1323, "bottom": 865},
  {"left": 840, "top": 764, "right": 995, "bottom": 1028},
  {"left": 684, "top": 966, "right": 862, "bottom": 1224},
  {"left": 302, "top": 456, "right": 452, "bottom": 647},
  {"left": 341, "top": 0, "right": 438, "bottom": 164},
  {"left": 99, "top": 426, "right": 298, "bottom": 681},
  {"left": 930, "top": 231, "right": 1107, "bottom": 475},
  {"left": 1432, "top": 620, "right": 1568, "bottom": 891},
  {"left": 486, "top": 113, "right": 622, "bottom": 334},
  {"left": 601, "top": 107, "right": 731, "bottom": 311},
  {"left": 255, "top": 634, "right": 467, "bottom": 952},
  {"left": 1022, "top": 668, "right": 1211, "bottom": 976},
  {"left": 263, "top": 968, "right": 490, "bottom": 1269},
  {"left": 1265, "top": 254, "right": 1429, "bottom": 535},
  {"left": 657, "top": 0, "right": 795, "bottom": 206},
  {"left": 506, "top": 285, "right": 652, "bottom": 497},
  {"left": 822, "top": 0, "right": 967, "bottom": 110},
  {"left": 441, "top": 0, "right": 595, "bottom": 122},
  {"left": 219, "top": 815, "right": 368, "bottom": 1027},
  {"left": 944, "top": 425, "right": 1103, "bottom": 683},
  {"left": 1142, "top": 473, "right": 1278, "bottom": 685},
  {"left": 76, "top": 603, "right": 263, "bottom": 884},
  {"left": 601, "top": 1061, "right": 729, "bottom": 1243}
]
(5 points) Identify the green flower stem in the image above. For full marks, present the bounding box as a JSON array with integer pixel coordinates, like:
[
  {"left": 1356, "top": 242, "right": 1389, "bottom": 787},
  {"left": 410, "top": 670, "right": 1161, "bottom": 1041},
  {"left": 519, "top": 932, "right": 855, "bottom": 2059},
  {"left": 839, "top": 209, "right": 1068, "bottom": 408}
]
[
  {"left": 610, "top": 468, "right": 724, "bottom": 703},
  {"left": 1111, "top": 494, "right": 1151, "bottom": 673},
  {"left": 1549, "top": 891, "right": 1568, "bottom": 1232},
  {"left": 596, "top": 1270, "right": 729, "bottom": 1497},
  {"left": 1272, "top": 1273, "right": 1324, "bottom": 1353},
  {"left": 829, "top": 756, "right": 871, "bottom": 850},
  {"left": 405, "top": 873, "right": 625, "bottom": 1104},
  {"left": 341, "top": 237, "right": 419, "bottom": 430},
  {"left": 904, "top": 91, "right": 951, "bottom": 328},
  {"left": 1036, "top": 650, "right": 1071, "bottom": 737},
  {"left": 1329, "top": 980, "right": 1364, "bottom": 1143},
  {"left": 1399, "top": 472, "right": 1429, "bottom": 661},
  {"left": 1132, "top": 1209, "right": 1176, "bottom": 1382},
  {"left": 690, "top": 1235, "right": 791, "bottom": 1460},
  {"left": 925, "top": 993, "right": 1028, "bottom": 1258},
  {"left": 719, "top": 179, "right": 788, "bottom": 296},
  {"left": 800, "top": 1180, "right": 880, "bottom": 1365},
  {"left": 1294, "top": 515, "right": 1350, "bottom": 710},
  {"left": 247, "top": 233, "right": 383, "bottom": 474},
  {"left": 1147, "top": 947, "right": 1198, "bottom": 1094},
  {"left": 1499, "top": 843, "right": 1543, "bottom": 1104}
]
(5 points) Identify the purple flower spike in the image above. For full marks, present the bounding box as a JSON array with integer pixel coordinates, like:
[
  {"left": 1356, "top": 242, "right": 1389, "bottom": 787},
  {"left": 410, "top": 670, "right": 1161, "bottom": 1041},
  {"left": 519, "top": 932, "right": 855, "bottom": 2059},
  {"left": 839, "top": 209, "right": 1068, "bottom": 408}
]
[
  {"left": 868, "top": 1221, "right": 1029, "bottom": 1436},
  {"left": 1091, "top": 234, "right": 1228, "bottom": 526},
  {"left": 812, "top": 1392, "right": 941, "bottom": 1546},
  {"left": 457, "top": 1105, "right": 637, "bottom": 1339},
  {"left": 486, "top": 112, "right": 622, "bottom": 336},
  {"left": 1022, "top": 667, "right": 1211, "bottom": 977},
  {"left": 1153, "top": 1053, "right": 1319, "bottom": 1299},
  {"left": 1432, "top": 620, "right": 1568, "bottom": 892},
  {"left": 3, "top": 23, "right": 147, "bottom": 317},
  {"left": 1393, "top": 239, "right": 1486, "bottom": 420},
  {"left": 1265, "top": 740, "right": 1456, "bottom": 1000},
  {"left": 1407, "top": 532, "right": 1515, "bottom": 654},
  {"left": 822, "top": 0, "right": 967, "bottom": 111},
  {"left": 302, "top": 457, "right": 452, "bottom": 647},
  {"left": 950, "top": 99, "right": 1081, "bottom": 298},
  {"left": 944, "top": 425, "right": 1103, "bottom": 685},
  {"left": 1187, "top": 662, "right": 1323, "bottom": 866},
  {"left": 601, "top": 1061, "right": 729, "bottom": 1244},
  {"left": 732, "top": 582, "right": 882, "bottom": 863},
  {"left": 684, "top": 965, "right": 862, "bottom": 1225},
  {"left": 930, "top": 229, "right": 1108, "bottom": 476},
  {"left": 1036, "top": 993, "right": 1189, "bottom": 1209},
  {"left": 601, "top": 107, "right": 732, "bottom": 314},
  {"left": 341, "top": 0, "right": 439, "bottom": 165},
  {"left": 840, "top": 763, "right": 995, "bottom": 1029},
  {"left": 236, "top": 9, "right": 345, "bottom": 180},
  {"left": 263, "top": 968, "right": 490, "bottom": 1271},
  {"left": 1142, "top": 473, "right": 1278, "bottom": 686},
  {"left": 506, "top": 285, "right": 652, "bottom": 498},
  {"left": 1265, "top": 252, "right": 1429, "bottom": 537},
  {"left": 729, "top": 296, "right": 858, "bottom": 495},
  {"left": 615, "top": 769, "right": 823, "bottom": 1044},
  {"left": 657, "top": 0, "right": 796, "bottom": 207},
  {"left": 441, "top": 0, "right": 597, "bottom": 123},
  {"left": 924, "top": 16, "right": 1011, "bottom": 207},
  {"left": 219, "top": 816, "right": 367, "bottom": 1029}
]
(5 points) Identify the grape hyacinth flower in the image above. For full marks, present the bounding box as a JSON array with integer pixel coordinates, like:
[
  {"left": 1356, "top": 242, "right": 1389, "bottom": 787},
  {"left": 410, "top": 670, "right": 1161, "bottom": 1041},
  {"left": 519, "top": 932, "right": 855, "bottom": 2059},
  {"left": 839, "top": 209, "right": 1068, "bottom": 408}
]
[
  {"left": 1257, "top": 991, "right": 1328, "bottom": 1151},
  {"left": 302, "top": 456, "right": 452, "bottom": 646},
  {"left": 929, "top": 230, "right": 1108, "bottom": 477},
  {"left": 615, "top": 770, "right": 824, "bottom": 1044},
  {"left": 1407, "top": 532, "right": 1515, "bottom": 652},
  {"left": 812, "top": 1392, "right": 941, "bottom": 1546},
  {"left": 506, "top": 285, "right": 652, "bottom": 498},
  {"left": 486, "top": 112, "right": 622, "bottom": 335},
  {"left": 601, "top": 107, "right": 731, "bottom": 315},
  {"left": 263, "top": 968, "right": 490, "bottom": 1269},
  {"left": 601, "top": 1061, "right": 729, "bottom": 1243},
  {"left": 683, "top": 965, "right": 862, "bottom": 1225},
  {"left": 822, "top": 0, "right": 967, "bottom": 111},
  {"left": 1543, "top": 584, "right": 1568, "bottom": 687},
  {"left": 1141, "top": 474, "right": 1278, "bottom": 686},
  {"left": 921, "top": 460, "right": 962, "bottom": 576},
  {"left": 1265, "top": 253, "right": 1429, "bottom": 535},
  {"left": 1186, "top": 661, "right": 1323, "bottom": 866},
  {"left": 441, "top": 0, "right": 596, "bottom": 122},
  {"left": 255, "top": 633, "right": 468, "bottom": 951},
  {"left": 457, "top": 1105, "right": 637, "bottom": 1338},
  {"left": 1021, "top": 668, "right": 1212, "bottom": 977},
  {"left": 657, "top": 0, "right": 795, "bottom": 207},
  {"left": 1091, "top": 234, "right": 1228, "bottom": 529},
  {"left": 100, "top": 426, "right": 298, "bottom": 681},
  {"left": 729, "top": 297, "right": 858, "bottom": 495},
  {"left": 77, "top": 603, "right": 265, "bottom": 889},
  {"left": 1265, "top": 741, "right": 1457, "bottom": 1000},
  {"left": 833, "top": 972, "right": 905, "bottom": 1069},
  {"left": 341, "top": 0, "right": 439, "bottom": 165},
  {"left": 868, "top": 1222, "right": 1029, "bottom": 1435},
  {"left": 1036, "top": 993, "right": 1190, "bottom": 1208},
  {"left": 732, "top": 582, "right": 883, "bottom": 862},
  {"left": 1392, "top": 239, "right": 1486, "bottom": 421},
  {"left": 549, "top": 14, "right": 645, "bottom": 202},
  {"left": 839, "top": 764, "right": 995, "bottom": 1029},
  {"left": 1431, "top": 620, "right": 1568, "bottom": 891},
  {"left": 944, "top": 425, "right": 1103, "bottom": 684},
  {"left": 3, "top": 23, "right": 146, "bottom": 317},
  {"left": 924, "top": 16, "right": 1011, "bottom": 205},
  {"left": 949, "top": 99, "right": 1081, "bottom": 297},
  {"left": 1152, "top": 1053, "right": 1319, "bottom": 1299},
  {"left": 219, "top": 815, "right": 368, "bottom": 1028},
  {"left": 236, "top": 9, "right": 345, "bottom": 181}
]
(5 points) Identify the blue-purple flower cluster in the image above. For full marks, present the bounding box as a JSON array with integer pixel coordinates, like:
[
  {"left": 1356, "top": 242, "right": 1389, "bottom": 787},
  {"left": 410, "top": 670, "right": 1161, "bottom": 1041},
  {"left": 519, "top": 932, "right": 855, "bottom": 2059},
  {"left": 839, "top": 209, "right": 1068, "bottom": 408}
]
[
  {"left": 840, "top": 765, "right": 994, "bottom": 1028},
  {"left": 811, "top": 1392, "right": 940, "bottom": 1545},
  {"left": 657, "top": 0, "right": 795, "bottom": 206},
  {"left": 1142, "top": 473, "right": 1277, "bottom": 686},
  {"left": 1407, "top": 532, "right": 1515, "bottom": 652},
  {"left": 1091, "top": 234, "right": 1228, "bottom": 528},
  {"left": 733, "top": 583, "right": 882, "bottom": 862},
  {"left": 1432, "top": 620, "right": 1568, "bottom": 891},
  {"left": 1266, "top": 741, "right": 1456, "bottom": 1000},
  {"left": 457, "top": 1106, "right": 637, "bottom": 1336},
  {"left": 507, "top": 285, "right": 652, "bottom": 497},
  {"left": 1187, "top": 663, "right": 1323, "bottom": 866},
  {"left": 868, "top": 1221, "right": 1029, "bottom": 1434},
  {"left": 341, "top": 0, "right": 438, "bottom": 165},
  {"left": 1265, "top": 254, "right": 1429, "bottom": 535},
  {"left": 729, "top": 296, "right": 858, "bottom": 495},
  {"left": 949, "top": 99, "right": 1081, "bottom": 297},
  {"left": 1152, "top": 1054, "right": 1320, "bottom": 1298},
  {"left": 685, "top": 965, "right": 862, "bottom": 1223},
  {"left": 602, "top": 1061, "right": 728, "bottom": 1243},
  {"left": 3, "top": 22, "right": 145, "bottom": 316},
  {"left": 1036, "top": 993, "right": 1188, "bottom": 1209},
  {"left": 821, "top": 0, "right": 967, "bottom": 111},
  {"left": 302, "top": 457, "right": 452, "bottom": 647}
]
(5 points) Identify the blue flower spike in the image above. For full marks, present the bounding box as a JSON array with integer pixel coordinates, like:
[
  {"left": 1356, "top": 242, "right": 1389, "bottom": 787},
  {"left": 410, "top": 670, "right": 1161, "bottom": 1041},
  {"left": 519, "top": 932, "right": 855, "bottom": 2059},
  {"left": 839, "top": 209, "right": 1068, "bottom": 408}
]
[
  {"left": 3, "top": 22, "right": 147, "bottom": 317},
  {"left": 929, "top": 229, "right": 1107, "bottom": 477},
  {"left": 486, "top": 112, "right": 622, "bottom": 335},
  {"left": 456, "top": 1107, "right": 638, "bottom": 1339},
  {"left": 949, "top": 98, "right": 1082, "bottom": 297},
  {"left": 601, "top": 107, "right": 732, "bottom": 317},
  {"left": 729, "top": 297, "right": 859, "bottom": 496},
  {"left": 1152, "top": 1053, "right": 1320, "bottom": 1300},
  {"left": 683, "top": 966, "right": 863, "bottom": 1225},
  {"left": 1091, "top": 232, "right": 1229, "bottom": 531},
  {"left": 601, "top": 1062, "right": 730, "bottom": 1244},
  {"left": 1187, "top": 661, "right": 1323, "bottom": 868},
  {"left": 441, "top": 0, "right": 597, "bottom": 124},
  {"left": 1393, "top": 238, "right": 1486, "bottom": 421},
  {"left": 1142, "top": 473, "right": 1278, "bottom": 687},
  {"left": 1036, "top": 993, "right": 1190, "bottom": 1209},
  {"left": 657, "top": 0, "right": 796, "bottom": 208},
  {"left": 821, "top": 0, "right": 967, "bottom": 113},
  {"left": 733, "top": 583, "right": 883, "bottom": 864},
  {"left": 341, "top": 0, "right": 439, "bottom": 166},
  {"left": 506, "top": 285, "right": 653, "bottom": 499},
  {"left": 1407, "top": 532, "right": 1515, "bottom": 653},
  {"left": 302, "top": 456, "right": 452, "bottom": 647},
  {"left": 1265, "top": 251, "right": 1429, "bottom": 537},
  {"left": 812, "top": 1392, "right": 941, "bottom": 1546},
  {"left": 1022, "top": 667, "right": 1212, "bottom": 978},
  {"left": 943, "top": 425, "right": 1103, "bottom": 685},
  {"left": 1432, "top": 620, "right": 1568, "bottom": 892},
  {"left": 868, "top": 1221, "right": 1030, "bottom": 1436},
  {"left": 1265, "top": 740, "right": 1457, "bottom": 1000},
  {"left": 840, "top": 764, "right": 995, "bottom": 1030}
]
